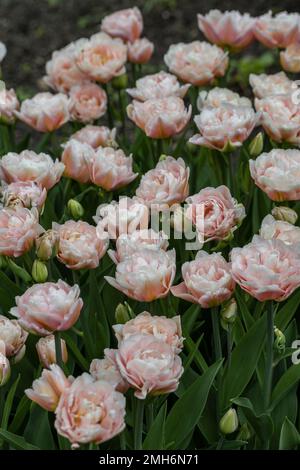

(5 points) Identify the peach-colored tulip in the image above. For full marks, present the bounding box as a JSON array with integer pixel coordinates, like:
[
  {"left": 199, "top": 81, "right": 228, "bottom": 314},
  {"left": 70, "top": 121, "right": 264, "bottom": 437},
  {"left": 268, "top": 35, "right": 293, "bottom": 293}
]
[
  {"left": 25, "top": 365, "right": 71, "bottom": 411},
  {"left": 0, "top": 41, "right": 7, "bottom": 62},
  {"left": 36, "top": 229, "right": 59, "bottom": 261},
  {"left": 44, "top": 40, "right": 88, "bottom": 93},
  {"left": 0, "top": 344, "right": 10, "bottom": 387},
  {"left": 71, "top": 124, "right": 117, "bottom": 149},
  {"left": 231, "top": 235, "right": 300, "bottom": 301},
  {"left": 113, "top": 311, "right": 183, "bottom": 353},
  {"left": 101, "top": 7, "right": 143, "bottom": 43},
  {"left": 127, "top": 38, "right": 154, "bottom": 64},
  {"left": 190, "top": 104, "right": 260, "bottom": 150},
  {"left": 254, "top": 11, "right": 300, "bottom": 49},
  {"left": 197, "top": 10, "right": 255, "bottom": 49},
  {"left": 197, "top": 87, "right": 252, "bottom": 110},
  {"left": 136, "top": 156, "right": 189, "bottom": 207},
  {"left": 75, "top": 32, "right": 127, "bottom": 83},
  {"left": 0, "top": 315, "right": 28, "bottom": 359},
  {"left": 127, "top": 97, "right": 191, "bottom": 139},
  {"left": 249, "top": 149, "right": 300, "bottom": 201},
  {"left": 108, "top": 229, "right": 168, "bottom": 264},
  {"left": 10, "top": 280, "right": 83, "bottom": 336},
  {"left": 280, "top": 44, "right": 300, "bottom": 73},
  {"left": 1, "top": 181, "right": 47, "bottom": 211},
  {"left": 185, "top": 186, "right": 245, "bottom": 242},
  {"left": 61, "top": 139, "right": 94, "bottom": 184},
  {"left": 164, "top": 41, "right": 228, "bottom": 86},
  {"left": 255, "top": 94, "right": 300, "bottom": 145},
  {"left": 89, "top": 147, "right": 138, "bottom": 191},
  {"left": 113, "top": 333, "right": 183, "bottom": 399},
  {"left": 90, "top": 353, "right": 129, "bottom": 393},
  {"left": 15, "top": 92, "right": 70, "bottom": 132},
  {"left": 36, "top": 335, "right": 68, "bottom": 369},
  {"left": 259, "top": 214, "right": 300, "bottom": 247},
  {"left": 171, "top": 251, "right": 235, "bottom": 308},
  {"left": 0, "top": 87, "right": 19, "bottom": 124},
  {"left": 94, "top": 197, "right": 149, "bottom": 239},
  {"left": 53, "top": 220, "right": 108, "bottom": 270},
  {"left": 127, "top": 71, "right": 190, "bottom": 102},
  {"left": 249, "top": 72, "right": 296, "bottom": 98},
  {"left": 0, "top": 207, "right": 43, "bottom": 257},
  {"left": 0, "top": 150, "right": 64, "bottom": 190},
  {"left": 55, "top": 373, "right": 126, "bottom": 446},
  {"left": 105, "top": 248, "right": 175, "bottom": 302},
  {"left": 69, "top": 82, "right": 107, "bottom": 123}
]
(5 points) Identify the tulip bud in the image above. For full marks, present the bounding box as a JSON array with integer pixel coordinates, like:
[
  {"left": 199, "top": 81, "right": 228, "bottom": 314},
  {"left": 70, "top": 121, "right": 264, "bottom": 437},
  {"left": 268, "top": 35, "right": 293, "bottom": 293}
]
[
  {"left": 115, "top": 302, "right": 134, "bottom": 324},
  {"left": 32, "top": 260, "right": 48, "bottom": 283},
  {"left": 0, "top": 342, "right": 10, "bottom": 387},
  {"left": 237, "top": 423, "right": 251, "bottom": 441},
  {"left": 36, "top": 229, "right": 59, "bottom": 261},
  {"left": 36, "top": 335, "right": 68, "bottom": 369},
  {"left": 159, "top": 154, "right": 168, "bottom": 161},
  {"left": 222, "top": 140, "right": 237, "bottom": 154},
  {"left": 271, "top": 206, "right": 298, "bottom": 225},
  {"left": 112, "top": 74, "right": 128, "bottom": 90},
  {"left": 67, "top": 199, "right": 84, "bottom": 220},
  {"left": 274, "top": 326, "right": 286, "bottom": 353},
  {"left": 221, "top": 298, "right": 237, "bottom": 330},
  {"left": 219, "top": 408, "right": 239, "bottom": 435},
  {"left": 248, "top": 132, "right": 264, "bottom": 157}
]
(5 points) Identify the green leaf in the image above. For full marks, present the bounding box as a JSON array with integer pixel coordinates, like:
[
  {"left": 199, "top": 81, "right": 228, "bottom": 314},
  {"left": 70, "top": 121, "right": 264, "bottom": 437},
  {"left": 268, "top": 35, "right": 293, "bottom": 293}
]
[
  {"left": 24, "top": 405, "right": 55, "bottom": 450},
  {"left": 165, "top": 359, "right": 223, "bottom": 449},
  {"left": 1, "top": 375, "right": 20, "bottom": 431},
  {"left": 235, "top": 288, "right": 254, "bottom": 331},
  {"left": 279, "top": 417, "right": 300, "bottom": 450},
  {"left": 181, "top": 304, "right": 201, "bottom": 336},
  {"left": 276, "top": 289, "right": 300, "bottom": 332},
  {"left": 271, "top": 363, "right": 300, "bottom": 410},
  {"left": 9, "top": 395, "right": 31, "bottom": 434},
  {"left": 231, "top": 397, "right": 273, "bottom": 442},
  {"left": 0, "top": 429, "right": 39, "bottom": 450},
  {"left": 143, "top": 402, "right": 167, "bottom": 450},
  {"left": 221, "top": 315, "right": 267, "bottom": 408}
]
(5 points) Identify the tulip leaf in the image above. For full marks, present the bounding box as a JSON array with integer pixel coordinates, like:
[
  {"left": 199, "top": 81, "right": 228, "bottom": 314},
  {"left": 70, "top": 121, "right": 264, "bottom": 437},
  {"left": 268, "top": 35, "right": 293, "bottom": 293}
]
[
  {"left": 271, "top": 363, "right": 300, "bottom": 410},
  {"left": 231, "top": 397, "right": 273, "bottom": 442},
  {"left": 279, "top": 417, "right": 300, "bottom": 450},
  {"left": 143, "top": 402, "right": 167, "bottom": 450},
  {"left": 275, "top": 289, "right": 300, "bottom": 332},
  {"left": 24, "top": 405, "right": 55, "bottom": 450},
  {"left": 0, "top": 428, "right": 39, "bottom": 450},
  {"left": 1, "top": 375, "right": 20, "bottom": 431}
]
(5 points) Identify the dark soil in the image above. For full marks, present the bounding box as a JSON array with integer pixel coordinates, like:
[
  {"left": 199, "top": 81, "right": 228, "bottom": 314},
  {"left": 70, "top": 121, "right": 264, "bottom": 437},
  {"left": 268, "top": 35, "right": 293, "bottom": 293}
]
[{"left": 0, "top": 0, "right": 300, "bottom": 91}]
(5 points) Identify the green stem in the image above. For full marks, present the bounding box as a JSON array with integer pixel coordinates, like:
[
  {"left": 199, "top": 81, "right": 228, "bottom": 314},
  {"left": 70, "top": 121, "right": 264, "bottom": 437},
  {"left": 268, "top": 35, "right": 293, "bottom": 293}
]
[
  {"left": 134, "top": 398, "right": 144, "bottom": 450},
  {"left": 227, "top": 324, "right": 233, "bottom": 371},
  {"left": 264, "top": 301, "right": 274, "bottom": 411},
  {"left": 212, "top": 307, "right": 222, "bottom": 362},
  {"left": 103, "top": 83, "right": 114, "bottom": 128},
  {"left": 55, "top": 331, "right": 63, "bottom": 369},
  {"left": 146, "top": 402, "right": 154, "bottom": 431},
  {"left": 119, "top": 431, "right": 126, "bottom": 450}
]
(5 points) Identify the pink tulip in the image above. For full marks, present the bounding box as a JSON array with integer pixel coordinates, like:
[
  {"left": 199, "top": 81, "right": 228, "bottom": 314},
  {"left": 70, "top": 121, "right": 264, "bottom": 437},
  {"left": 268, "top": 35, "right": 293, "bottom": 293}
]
[
  {"left": 260, "top": 214, "right": 300, "bottom": 247},
  {"left": 249, "top": 149, "right": 300, "bottom": 201},
  {"left": 0, "top": 347, "right": 10, "bottom": 386},
  {"left": 89, "top": 147, "right": 138, "bottom": 191},
  {"left": 127, "top": 96, "right": 191, "bottom": 139},
  {"left": 69, "top": 82, "right": 107, "bottom": 123},
  {"left": 113, "top": 333, "right": 183, "bottom": 399},
  {"left": 35, "top": 229, "right": 59, "bottom": 262},
  {"left": 254, "top": 11, "right": 300, "bottom": 49},
  {"left": 164, "top": 41, "right": 228, "bottom": 86},
  {"left": 71, "top": 124, "right": 117, "bottom": 149},
  {"left": 127, "top": 71, "right": 190, "bottom": 102},
  {"left": 36, "top": 335, "right": 68, "bottom": 369},
  {"left": 75, "top": 32, "right": 127, "bottom": 83},
  {"left": 0, "top": 150, "right": 64, "bottom": 190},
  {"left": 108, "top": 229, "right": 168, "bottom": 264},
  {"left": 197, "top": 10, "right": 255, "bottom": 49},
  {"left": 61, "top": 139, "right": 94, "bottom": 184},
  {"left": 249, "top": 72, "right": 296, "bottom": 98},
  {"left": 197, "top": 87, "right": 252, "bottom": 110},
  {"left": 15, "top": 92, "right": 70, "bottom": 132},
  {"left": 105, "top": 248, "right": 176, "bottom": 302},
  {"left": 90, "top": 353, "right": 129, "bottom": 393},
  {"left": 171, "top": 251, "right": 235, "bottom": 308},
  {"left": 190, "top": 103, "right": 260, "bottom": 150},
  {"left": 10, "top": 280, "right": 83, "bottom": 336},
  {"left": 55, "top": 373, "right": 126, "bottom": 446},
  {"left": 185, "top": 186, "right": 246, "bottom": 242},
  {"left": 101, "top": 7, "right": 143, "bottom": 43},
  {"left": 136, "top": 156, "right": 189, "bottom": 207},
  {"left": 25, "top": 365, "right": 71, "bottom": 411},
  {"left": 0, "top": 207, "right": 43, "bottom": 257},
  {"left": 231, "top": 235, "right": 300, "bottom": 301},
  {"left": 44, "top": 40, "right": 88, "bottom": 93},
  {"left": 127, "top": 38, "right": 154, "bottom": 64},
  {"left": 113, "top": 311, "right": 183, "bottom": 353},
  {"left": 255, "top": 94, "right": 300, "bottom": 145},
  {"left": 0, "top": 87, "right": 19, "bottom": 124},
  {"left": 280, "top": 44, "right": 300, "bottom": 73},
  {"left": 1, "top": 181, "right": 47, "bottom": 211},
  {"left": 53, "top": 220, "right": 108, "bottom": 270},
  {"left": 0, "top": 315, "right": 28, "bottom": 359},
  {"left": 94, "top": 197, "right": 149, "bottom": 239}
]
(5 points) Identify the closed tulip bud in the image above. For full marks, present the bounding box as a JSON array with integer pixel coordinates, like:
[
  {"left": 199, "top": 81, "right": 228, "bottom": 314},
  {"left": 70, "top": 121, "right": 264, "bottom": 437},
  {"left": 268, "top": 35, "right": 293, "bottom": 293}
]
[
  {"left": 237, "top": 423, "right": 251, "bottom": 441},
  {"left": 36, "top": 335, "right": 68, "bottom": 368},
  {"left": 36, "top": 229, "right": 59, "bottom": 261},
  {"left": 274, "top": 326, "right": 286, "bottom": 353},
  {"left": 159, "top": 154, "right": 168, "bottom": 161},
  {"left": 219, "top": 408, "right": 239, "bottom": 435},
  {"left": 271, "top": 206, "right": 298, "bottom": 225},
  {"left": 112, "top": 73, "right": 128, "bottom": 90},
  {"left": 115, "top": 303, "right": 131, "bottom": 324},
  {"left": 67, "top": 199, "right": 84, "bottom": 220},
  {"left": 221, "top": 298, "right": 237, "bottom": 330},
  {"left": 32, "top": 260, "right": 48, "bottom": 283},
  {"left": 248, "top": 132, "right": 264, "bottom": 157}
]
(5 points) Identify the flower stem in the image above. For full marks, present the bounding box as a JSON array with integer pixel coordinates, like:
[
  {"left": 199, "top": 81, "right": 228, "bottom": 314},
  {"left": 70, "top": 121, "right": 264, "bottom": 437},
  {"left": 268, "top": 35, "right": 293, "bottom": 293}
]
[
  {"left": 264, "top": 301, "right": 274, "bottom": 411},
  {"left": 227, "top": 324, "right": 233, "bottom": 370},
  {"left": 212, "top": 307, "right": 222, "bottom": 362},
  {"left": 134, "top": 397, "right": 144, "bottom": 450},
  {"left": 55, "top": 331, "right": 63, "bottom": 369}
]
